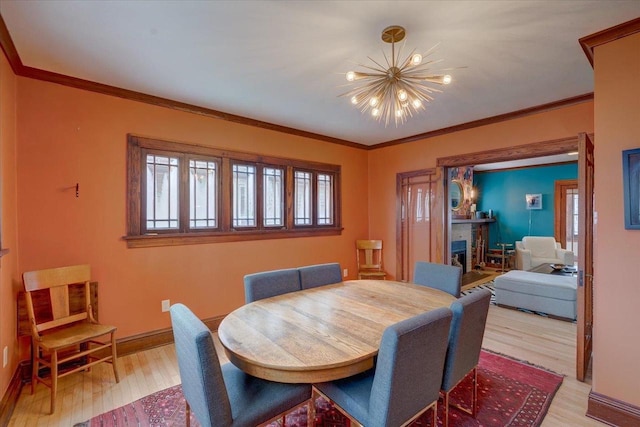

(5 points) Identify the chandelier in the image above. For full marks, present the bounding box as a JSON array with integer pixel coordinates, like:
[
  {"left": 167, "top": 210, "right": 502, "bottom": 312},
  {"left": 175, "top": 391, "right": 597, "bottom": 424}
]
[{"left": 342, "top": 25, "right": 453, "bottom": 126}]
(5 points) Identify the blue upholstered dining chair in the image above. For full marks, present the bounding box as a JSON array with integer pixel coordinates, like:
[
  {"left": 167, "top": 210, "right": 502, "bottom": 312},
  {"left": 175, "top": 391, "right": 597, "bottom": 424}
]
[
  {"left": 441, "top": 289, "right": 492, "bottom": 427},
  {"left": 413, "top": 261, "right": 463, "bottom": 298},
  {"left": 170, "top": 303, "right": 311, "bottom": 427},
  {"left": 298, "top": 262, "right": 342, "bottom": 289},
  {"left": 243, "top": 268, "right": 301, "bottom": 303},
  {"left": 314, "top": 307, "right": 453, "bottom": 427}
]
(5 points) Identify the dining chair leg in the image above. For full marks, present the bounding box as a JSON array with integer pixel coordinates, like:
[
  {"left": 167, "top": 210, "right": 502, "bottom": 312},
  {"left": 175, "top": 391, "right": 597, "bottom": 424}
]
[
  {"left": 443, "top": 391, "right": 450, "bottom": 427},
  {"left": 111, "top": 332, "right": 120, "bottom": 382},
  {"left": 30, "top": 340, "right": 38, "bottom": 395},
  {"left": 472, "top": 366, "right": 478, "bottom": 417},
  {"left": 50, "top": 350, "right": 58, "bottom": 414},
  {"left": 185, "top": 401, "right": 191, "bottom": 427},
  {"left": 307, "top": 399, "right": 316, "bottom": 427},
  {"left": 433, "top": 402, "right": 438, "bottom": 426}
]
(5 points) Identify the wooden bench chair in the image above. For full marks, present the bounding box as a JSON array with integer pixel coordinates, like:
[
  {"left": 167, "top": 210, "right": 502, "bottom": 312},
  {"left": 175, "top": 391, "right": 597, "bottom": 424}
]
[{"left": 22, "top": 264, "right": 119, "bottom": 414}]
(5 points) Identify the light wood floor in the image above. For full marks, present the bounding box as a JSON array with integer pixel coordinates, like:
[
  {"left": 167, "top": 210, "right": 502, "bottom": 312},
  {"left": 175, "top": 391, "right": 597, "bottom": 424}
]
[{"left": 8, "top": 305, "right": 604, "bottom": 426}]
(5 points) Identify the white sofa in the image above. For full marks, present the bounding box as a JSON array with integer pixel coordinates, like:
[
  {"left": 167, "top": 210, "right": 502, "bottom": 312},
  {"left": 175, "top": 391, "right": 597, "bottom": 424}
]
[{"left": 515, "top": 236, "right": 574, "bottom": 270}]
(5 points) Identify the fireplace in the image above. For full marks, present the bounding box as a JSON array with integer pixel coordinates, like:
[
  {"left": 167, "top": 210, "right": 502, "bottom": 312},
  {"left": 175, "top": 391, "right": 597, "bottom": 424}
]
[{"left": 451, "top": 240, "right": 467, "bottom": 274}]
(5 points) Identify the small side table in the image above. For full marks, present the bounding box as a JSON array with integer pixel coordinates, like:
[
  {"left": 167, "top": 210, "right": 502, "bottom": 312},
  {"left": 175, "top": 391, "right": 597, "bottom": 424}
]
[{"left": 496, "top": 243, "right": 513, "bottom": 272}]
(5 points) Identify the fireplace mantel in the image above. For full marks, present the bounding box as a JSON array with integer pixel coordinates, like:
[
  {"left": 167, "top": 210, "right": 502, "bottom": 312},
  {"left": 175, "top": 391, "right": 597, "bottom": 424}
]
[{"left": 452, "top": 218, "right": 496, "bottom": 224}]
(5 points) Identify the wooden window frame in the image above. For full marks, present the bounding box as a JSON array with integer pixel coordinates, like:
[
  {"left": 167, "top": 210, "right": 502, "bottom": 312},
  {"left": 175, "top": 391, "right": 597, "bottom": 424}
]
[
  {"left": 125, "top": 135, "right": 342, "bottom": 248},
  {"left": 231, "top": 161, "right": 258, "bottom": 230},
  {"left": 262, "top": 165, "right": 286, "bottom": 229}
]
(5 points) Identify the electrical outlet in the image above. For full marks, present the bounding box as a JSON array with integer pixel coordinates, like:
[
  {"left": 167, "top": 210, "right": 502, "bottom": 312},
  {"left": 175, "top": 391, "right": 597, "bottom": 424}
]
[
  {"left": 161, "top": 299, "right": 171, "bottom": 312},
  {"left": 3, "top": 346, "right": 7, "bottom": 368},
  {"left": 343, "top": 268, "right": 348, "bottom": 278}
]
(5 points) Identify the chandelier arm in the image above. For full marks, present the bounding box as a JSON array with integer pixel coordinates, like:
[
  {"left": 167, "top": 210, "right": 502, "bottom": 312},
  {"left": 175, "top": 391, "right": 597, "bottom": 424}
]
[
  {"left": 415, "top": 84, "right": 444, "bottom": 94},
  {"left": 402, "top": 64, "right": 467, "bottom": 76},
  {"left": 398, "top": 48, "right": 419, "bottom": 71},
  {"left": 377, "top": 50, "right": 392, "bottom": 71},
  {"left": 392, "top": 94, "right": 403, "bottom": 126},
  {"left": 402, "top": 75, "right": 448, "bottom": 84},
  {"left": 340, "top": 78, "right": 393, "bottom": 101},
  {"left": 407, "top": 84, "right": 441, "bottom": 99},
  {"left": 357, "top": 63, "right": 390, "bottom": 74},
  {"left": 396, "top": 38, "right": 409, "bottom": 68},
  {"left": 355, "top": 78, "right": 392, "bottom": 95},
  {"left": 400, "top": 85, "right": 424, "bottom": 108},
  {"left": 401, "top": 59, "right": 445, "bottom": 74},
  {"left": 421, "top": 42, "right": 441, "bottom": 58}
]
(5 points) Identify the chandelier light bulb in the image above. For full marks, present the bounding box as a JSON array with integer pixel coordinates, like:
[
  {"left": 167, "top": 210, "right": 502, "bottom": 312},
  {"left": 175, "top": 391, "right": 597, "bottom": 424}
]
[
  {"left": 346, "top": 71, "right": 356, "bottom": 82},
  {"left": 369, "top": 97, "right": 379, "bottom": 107},
  {"left": 411, "top": 53, "right": 422, "bottom": 65},
  {"left": 371, "top": 108, "right": 380, "bottom": 117},
  {"left": 350, "top": 95, "right": 358, "bottom": 105},
  {"left": 412, "top": 99, "right": 422, "bottom": 109},
  {"left": 443, "top": 75, "right": 452, "bottom": 85},
  {"left": 397, "top": 89, "right": 408, "bottom": 102}
]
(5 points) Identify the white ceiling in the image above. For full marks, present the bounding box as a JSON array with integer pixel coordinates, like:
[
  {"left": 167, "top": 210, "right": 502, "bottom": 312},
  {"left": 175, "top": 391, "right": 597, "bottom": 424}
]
[{"left": 1, "top": 1, "right": 639, "bottom": 146}]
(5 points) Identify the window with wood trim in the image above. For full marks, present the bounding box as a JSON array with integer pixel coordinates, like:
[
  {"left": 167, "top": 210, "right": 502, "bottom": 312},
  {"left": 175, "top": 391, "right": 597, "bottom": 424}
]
[
  {"left": 262, "top": 166, "right": 284, "bottom": 227},
  {"left": 126, "top": 135, "right": 342, "bottom": 247}
]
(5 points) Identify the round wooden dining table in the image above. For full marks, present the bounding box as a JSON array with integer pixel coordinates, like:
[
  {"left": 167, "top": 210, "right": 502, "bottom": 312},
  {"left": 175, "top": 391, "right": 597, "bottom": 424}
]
[{"left": 218, "top": 279, "right": 456, "bottom": 383}]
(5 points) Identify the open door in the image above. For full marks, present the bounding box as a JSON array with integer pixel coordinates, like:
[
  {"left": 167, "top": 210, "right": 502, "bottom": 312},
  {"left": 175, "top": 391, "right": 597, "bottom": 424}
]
[{"left": 577, "top": 132, "right": 594, "bottom": 381}]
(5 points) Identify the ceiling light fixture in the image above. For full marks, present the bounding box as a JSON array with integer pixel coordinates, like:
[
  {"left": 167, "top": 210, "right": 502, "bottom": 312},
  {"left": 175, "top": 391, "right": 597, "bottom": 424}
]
[{"left": 342, "top": 25, "right": 455, "bottom": 127}]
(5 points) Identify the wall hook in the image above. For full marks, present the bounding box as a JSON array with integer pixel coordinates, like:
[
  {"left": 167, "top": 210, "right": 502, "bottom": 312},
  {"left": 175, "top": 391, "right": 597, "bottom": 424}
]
[{"left": 76, "top": 183, "right": 79, "bottom": 198}]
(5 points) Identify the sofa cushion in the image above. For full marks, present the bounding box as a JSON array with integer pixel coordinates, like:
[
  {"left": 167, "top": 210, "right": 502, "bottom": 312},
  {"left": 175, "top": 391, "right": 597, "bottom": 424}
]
[
  {"left": 532, "top": 257, "right": 567, "bottom": 266},
  {"left": 494, "top": 270, "right": 576, "bottom": 301},
  {"left": 522, "top": 237, "right": 558, "bottom": 259}
]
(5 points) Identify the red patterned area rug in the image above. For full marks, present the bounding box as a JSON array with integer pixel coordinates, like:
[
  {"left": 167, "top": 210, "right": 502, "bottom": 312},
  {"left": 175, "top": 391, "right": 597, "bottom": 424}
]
[{"left": 76, "top": 350, "right": 563, "bottom": 427}]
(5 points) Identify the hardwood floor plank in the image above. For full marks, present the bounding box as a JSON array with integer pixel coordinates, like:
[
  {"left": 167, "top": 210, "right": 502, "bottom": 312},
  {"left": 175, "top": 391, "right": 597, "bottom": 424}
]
[{"left": 8, "top": 305, "right": 603, "bottom": 426}]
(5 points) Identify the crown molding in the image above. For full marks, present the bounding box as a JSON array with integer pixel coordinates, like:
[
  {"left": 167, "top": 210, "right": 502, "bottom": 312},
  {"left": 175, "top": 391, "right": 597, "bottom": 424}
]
[
  {"left": 580, "top": 17, "right": 640, "bottom": 67},
  {"left": 371, "top": 94, "right": 593, "bottom": 151}
]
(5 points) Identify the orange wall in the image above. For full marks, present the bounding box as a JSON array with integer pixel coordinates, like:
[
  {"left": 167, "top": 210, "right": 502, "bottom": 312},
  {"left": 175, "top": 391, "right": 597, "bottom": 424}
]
[
  {"left": 592, "top": 32, "right": 640, "bottom": 406},
  {"left": 15, "top": 78, "right": 369, "bottom": 344},
  {"left": 0, "top": 50, "right": 20, "bottom": 397},
  {"left": 368, "top": 102, "right": 594, "bottom": 278}
]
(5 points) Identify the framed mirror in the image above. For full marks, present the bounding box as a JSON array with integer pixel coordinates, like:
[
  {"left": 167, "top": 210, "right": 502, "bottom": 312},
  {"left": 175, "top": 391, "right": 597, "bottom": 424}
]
[{"left": 450, "top": 180, "right": 464, "bottom": 211}]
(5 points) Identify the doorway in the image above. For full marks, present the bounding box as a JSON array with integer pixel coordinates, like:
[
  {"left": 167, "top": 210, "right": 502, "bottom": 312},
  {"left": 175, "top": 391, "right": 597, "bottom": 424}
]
[
  {"left": 555, "top": 179, "right": 579, "bottom": 256},
  {"left": 433, "top": 134, "right": 593, "bottom": 381},
  {"left": 396, "top": 168, "right": 442, "bottom": 282}
]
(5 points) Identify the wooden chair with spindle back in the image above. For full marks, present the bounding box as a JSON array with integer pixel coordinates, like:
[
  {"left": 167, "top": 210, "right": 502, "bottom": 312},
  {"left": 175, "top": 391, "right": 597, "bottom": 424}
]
[
  {"left": 356, "top": 239, "right": 387, "bottom": 279},
  {"left": 22, "top": 264, "right": 120, "bottom": 414}
]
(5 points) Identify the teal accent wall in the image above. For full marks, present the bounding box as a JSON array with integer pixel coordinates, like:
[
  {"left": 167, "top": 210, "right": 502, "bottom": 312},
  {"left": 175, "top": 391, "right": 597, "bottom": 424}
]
[{"left": 474, "top": 163, "right": 577, "bottom": 249}]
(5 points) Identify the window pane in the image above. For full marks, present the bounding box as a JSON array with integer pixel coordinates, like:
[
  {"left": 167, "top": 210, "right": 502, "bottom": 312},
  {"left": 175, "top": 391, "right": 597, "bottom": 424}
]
[
  {"left": 317, "top": 173, "right": 333, "bottom": 225},
  {"left": 189, "top": 160, "right": 217, "bottom": 229},
  {"left": 146, "top": 154, "right": 179, "bottom": 230},
  {"left": 415, "top": 188, "right": 423, "bottom": 222},
  {"left": 233, "top": 164, "right": 256, "bottom": 227},
  {"left": 263, "top": 167, "right": 284, "bottom": 227},
  {"left": 294, "top": 171, "right": 312, "bottom": 225}
]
